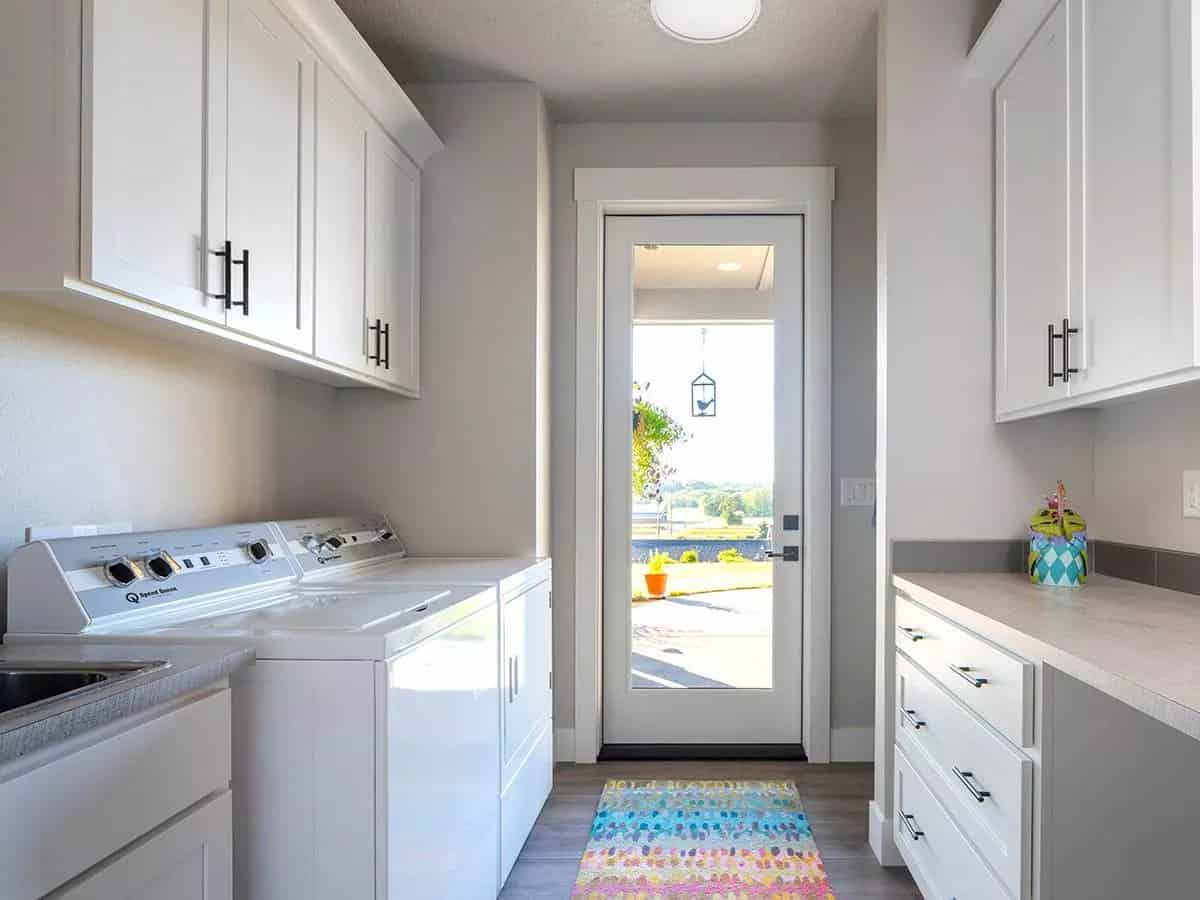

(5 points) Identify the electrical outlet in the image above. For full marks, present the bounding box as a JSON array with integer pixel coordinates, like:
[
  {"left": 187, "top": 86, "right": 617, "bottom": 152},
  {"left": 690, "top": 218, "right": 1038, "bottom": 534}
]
[
  {"left": 840, "top": 477, "right": 876, "bottom": 508},
  {"left": 1184, "top": 471, "right": 1200, "bottom": 519}
]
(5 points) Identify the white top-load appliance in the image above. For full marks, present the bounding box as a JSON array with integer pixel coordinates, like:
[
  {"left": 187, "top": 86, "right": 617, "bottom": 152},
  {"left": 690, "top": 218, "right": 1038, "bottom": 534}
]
[
  {"left": 5, "top": 521, "right": 501, "bottom": 900},
  {"left": 274, "top": 515, "right": 553, "bottom": 882}
]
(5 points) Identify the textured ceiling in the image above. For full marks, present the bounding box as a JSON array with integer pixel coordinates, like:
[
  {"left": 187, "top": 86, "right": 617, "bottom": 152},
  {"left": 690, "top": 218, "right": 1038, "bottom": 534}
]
[{"left": 334, "top": 0, "right": 879, "bottom": 122}]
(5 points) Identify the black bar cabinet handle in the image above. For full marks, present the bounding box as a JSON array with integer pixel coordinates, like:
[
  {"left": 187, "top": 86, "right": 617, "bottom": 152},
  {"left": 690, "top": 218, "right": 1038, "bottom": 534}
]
[
  {"left": 1047, "top": 322, "right": 1056, "bottom": 387},
  {"left": 382, "top": 322, "right": 391, "bottom": 370},
  {"left": 899, "top": 812, "right": 924, "bottom": 841},
  {"left": 368, "top": 319, "right": 382, "bottom": 365},
  {"left": 1061, "top": 317, "right": 1079, "bottom": 383},
  {"left": 211, "top": 240, "right": 232, "bottom": 307},
  {"left": 231, "top": 248, "right": 249, "bottom": 315}
]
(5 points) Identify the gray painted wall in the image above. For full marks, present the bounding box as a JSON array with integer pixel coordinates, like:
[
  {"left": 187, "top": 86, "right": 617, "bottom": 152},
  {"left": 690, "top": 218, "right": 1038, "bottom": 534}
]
[
  {"left": 549, "top": 119, "right": 880, "bottom": 738},
  {"left": 1091, "top": 384, "right": 1200, "bottom": 554},
  {"left": 0, "top": 296, "right": 339, "bottom": 631},
  {"left": 333, "top": 83, "right": 552, "bottom": 558}
]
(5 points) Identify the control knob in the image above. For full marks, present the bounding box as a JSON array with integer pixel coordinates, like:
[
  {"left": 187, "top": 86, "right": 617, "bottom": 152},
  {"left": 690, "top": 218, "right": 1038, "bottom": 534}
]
[
  {"left": 104, "top": 556, "right": 144, "bottom": 587},
  {"left": 144, "top": 551, "right": 182, "bottom": 581},
  {"left": 246, "top": 539, "right": 273, "bottom": 564}
]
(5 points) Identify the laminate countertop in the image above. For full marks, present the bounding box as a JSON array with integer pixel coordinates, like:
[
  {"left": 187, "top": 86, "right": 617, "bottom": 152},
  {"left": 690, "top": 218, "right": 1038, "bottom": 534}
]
[
  {"left": 894, "top": 572, "right": 1200, "bottom": 742},
  {"left": 0, "top": 642, "right": 254, "bottom": 764}
]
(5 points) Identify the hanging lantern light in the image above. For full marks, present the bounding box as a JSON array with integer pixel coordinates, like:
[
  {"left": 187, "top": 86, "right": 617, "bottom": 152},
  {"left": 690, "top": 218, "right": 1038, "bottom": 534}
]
[{"left": 691, "top": 327, "right": 716, "bottom": 417}]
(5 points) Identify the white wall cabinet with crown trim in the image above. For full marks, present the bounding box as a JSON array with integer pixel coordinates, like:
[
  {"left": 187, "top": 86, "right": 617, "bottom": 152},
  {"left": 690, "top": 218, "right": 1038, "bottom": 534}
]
[
  {"left": 992, "top": 0, "right": 1200, "bottom": 421},
  {"left": 0, "top": 0, "right": 440, "bottom": 396}
]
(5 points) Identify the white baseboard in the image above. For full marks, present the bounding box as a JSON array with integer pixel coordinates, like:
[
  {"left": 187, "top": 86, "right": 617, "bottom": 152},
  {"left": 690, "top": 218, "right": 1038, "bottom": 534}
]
[
  {"left": 868, "top": 800, "right": 905, "bottom": 866},
  {"left": 554, "top": 727, "right": 576, "bottom": 762},
  {"left": 830, "top": 726, "right": 874, "bottom": 762}
]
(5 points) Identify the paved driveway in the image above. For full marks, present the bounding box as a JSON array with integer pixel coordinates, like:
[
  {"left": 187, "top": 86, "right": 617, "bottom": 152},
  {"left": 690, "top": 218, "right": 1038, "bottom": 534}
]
[{"left": 630, "top": 587, "right": 771, "bottom": 689}]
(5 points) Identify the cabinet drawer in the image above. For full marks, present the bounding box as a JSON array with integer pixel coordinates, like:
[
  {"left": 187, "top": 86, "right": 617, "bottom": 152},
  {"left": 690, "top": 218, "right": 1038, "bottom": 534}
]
[
  {"left": 0, "top": 688, "right": 231, "bottom": 899},
  {"left": 896, "top": 590, "right": 1034, "bottom": 747},
  {"left": 897, "top": 652, "right": 1032, "bottom": 898},
  {"left": 894, "top": 745, "right": 1010, "bottom": 900}
]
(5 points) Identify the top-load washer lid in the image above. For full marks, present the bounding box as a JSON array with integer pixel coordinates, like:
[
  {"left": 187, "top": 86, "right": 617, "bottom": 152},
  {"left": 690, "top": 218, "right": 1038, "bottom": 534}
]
[{"left": 120, "top": 584, "right": 492, "bottom": 661}]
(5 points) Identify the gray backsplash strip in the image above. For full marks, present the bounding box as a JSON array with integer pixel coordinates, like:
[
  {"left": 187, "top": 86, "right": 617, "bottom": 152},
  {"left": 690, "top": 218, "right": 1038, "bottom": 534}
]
[
  {"left": 1094, "top": 541, "right": 1200, "bottom": 597},
  {"left": 892, "top": 540, "right": 1026, "bottom": 574}
]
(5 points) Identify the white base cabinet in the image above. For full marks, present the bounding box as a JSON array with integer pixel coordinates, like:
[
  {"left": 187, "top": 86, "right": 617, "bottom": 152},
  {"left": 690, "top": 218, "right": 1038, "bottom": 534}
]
[
  {"left": 994, "top": 0, "right": 1200, "bottom": 420},
  {"left": 0, "top": 688, "right": 233, "bottom": 900},
  {"left": 50, "top": 792, "right": 232, "bottom": 900},
  {"left": 0, "top": 0, "right": 439, "bottom": 395}
]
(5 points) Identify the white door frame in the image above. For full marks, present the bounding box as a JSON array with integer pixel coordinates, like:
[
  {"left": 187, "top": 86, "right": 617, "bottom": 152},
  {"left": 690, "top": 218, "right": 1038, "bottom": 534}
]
[{"left": 572, "top": 166, "right": 834, "bottom": 763}]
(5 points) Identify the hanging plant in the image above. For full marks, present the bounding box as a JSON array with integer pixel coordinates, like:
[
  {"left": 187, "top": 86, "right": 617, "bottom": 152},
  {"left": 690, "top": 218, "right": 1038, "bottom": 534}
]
[{"left": 632, "top": 381, "right": 688, "bottom": 503}]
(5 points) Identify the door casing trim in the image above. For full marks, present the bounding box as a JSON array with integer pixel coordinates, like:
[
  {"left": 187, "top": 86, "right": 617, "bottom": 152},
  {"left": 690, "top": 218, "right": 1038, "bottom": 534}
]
[{"left": 572, "top": 166, "right": 834, "bottom": 763}]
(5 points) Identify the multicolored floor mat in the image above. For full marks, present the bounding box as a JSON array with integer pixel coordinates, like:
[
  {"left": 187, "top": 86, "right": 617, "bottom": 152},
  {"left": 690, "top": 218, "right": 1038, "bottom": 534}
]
[{"left": 571, "top": 780, "right": 836, "bottom": 899}]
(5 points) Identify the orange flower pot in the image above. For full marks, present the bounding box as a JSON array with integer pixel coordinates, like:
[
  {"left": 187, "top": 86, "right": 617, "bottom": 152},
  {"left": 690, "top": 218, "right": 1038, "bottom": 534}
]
[{"left": 644, "top": 573, "right": 669, "bottom": 597}]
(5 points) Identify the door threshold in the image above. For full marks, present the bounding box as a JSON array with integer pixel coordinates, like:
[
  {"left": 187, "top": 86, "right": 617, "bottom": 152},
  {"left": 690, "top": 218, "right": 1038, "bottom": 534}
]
[{"left": 598, "top": 743, "right": 808, "bottom": 761}]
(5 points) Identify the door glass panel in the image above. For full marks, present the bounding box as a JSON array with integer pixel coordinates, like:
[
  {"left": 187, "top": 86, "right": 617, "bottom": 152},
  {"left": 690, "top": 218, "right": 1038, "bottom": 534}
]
[{"left": 629, "top": 244, "right": 774, "bottom": 689}]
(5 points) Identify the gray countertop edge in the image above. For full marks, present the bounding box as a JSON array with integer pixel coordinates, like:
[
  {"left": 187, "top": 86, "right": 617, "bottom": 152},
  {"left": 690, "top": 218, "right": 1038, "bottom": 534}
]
[
  {"left": 894, "top": 574, "right": 1200, "bottom": 744},
  {"left": 0, "top": 643, "right": 255, "bottom": 764}
]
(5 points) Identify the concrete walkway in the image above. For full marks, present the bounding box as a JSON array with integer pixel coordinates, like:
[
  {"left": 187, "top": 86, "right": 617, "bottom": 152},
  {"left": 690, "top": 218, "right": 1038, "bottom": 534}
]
[{"left": 630, "top": 587, "right": 771, "bottom": 689}]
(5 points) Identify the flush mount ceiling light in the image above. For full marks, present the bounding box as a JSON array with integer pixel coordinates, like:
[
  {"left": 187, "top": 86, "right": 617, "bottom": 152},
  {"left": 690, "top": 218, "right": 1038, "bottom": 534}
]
[
  {"left": 651, "top": 0, "right": 761, "bottom": 44},
  {"left": 716, "top": 261, "right": 743, "bottom": 272}
]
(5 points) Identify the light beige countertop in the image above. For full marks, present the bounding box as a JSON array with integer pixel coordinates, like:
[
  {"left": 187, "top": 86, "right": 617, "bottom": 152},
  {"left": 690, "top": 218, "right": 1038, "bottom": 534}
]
[{"left": 894, "top": 572, "right": 1200, "bottom": 742}]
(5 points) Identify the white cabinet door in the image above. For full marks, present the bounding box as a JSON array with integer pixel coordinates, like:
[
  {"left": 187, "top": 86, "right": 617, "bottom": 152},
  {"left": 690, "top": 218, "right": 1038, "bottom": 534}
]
[
  {"left": 224, "top": 0, "right": 315, "bottom": 352},
  {"left": 84, "top": 0, "right": 225, "bottom": 322},
  {"left": 49, "top": 791, "right": 232, "bottom": 900},
  {"left": 366, "top": 127, "right": 421, "bottom": 391},
  {"left": 314, "top": 63, "right": 370, "bottom": 374},
  {"left": 1069, "top": 0, "right": 1197, "bottom": 395},
  {"left": 503, "top": 582, "right": 552, "bottom": 765},
  {"left": 995, "top": 0, "right": 1071, "bottom": 417}
]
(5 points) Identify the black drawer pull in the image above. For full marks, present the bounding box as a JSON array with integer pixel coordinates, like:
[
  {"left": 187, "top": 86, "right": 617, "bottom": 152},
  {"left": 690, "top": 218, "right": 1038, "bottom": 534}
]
[
  {"left": 900, "top": 707, "right": 926, "bottom": 730},
  {"left": 953, "top": 766, "right": 991, "bottom": 803},
  {"left": 897, "top": 625, "right": 925, "bottom": 643},
  {"left": 899, "top": 812, "right": 924, "bottom": 841},
  {"left": 948, "top": 664, "right": 988, "bottom": 688},
  {"left": 368, "top": 319, "right": 382, "bottom": 365}
]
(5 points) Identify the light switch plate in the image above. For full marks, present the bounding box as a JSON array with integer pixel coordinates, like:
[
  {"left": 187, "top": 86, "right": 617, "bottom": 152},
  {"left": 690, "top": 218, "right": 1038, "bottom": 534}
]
[
  {"left": 1184, "top": 471, "right": 1200, "bottom": 519},
  {"left": 840, "top": 477, "right": 876, "bottom": 507}
]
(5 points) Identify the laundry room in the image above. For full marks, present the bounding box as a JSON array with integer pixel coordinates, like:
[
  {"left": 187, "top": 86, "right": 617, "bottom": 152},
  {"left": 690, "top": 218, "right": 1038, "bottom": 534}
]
[{"left": 3, "top": 2, "right": 1200, "bottom": 899}]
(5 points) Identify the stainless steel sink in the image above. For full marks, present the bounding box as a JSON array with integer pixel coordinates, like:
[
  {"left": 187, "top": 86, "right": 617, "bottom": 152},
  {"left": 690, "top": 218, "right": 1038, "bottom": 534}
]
[{"left": 0, "top": 661, "right": 169, "bottom": 719}]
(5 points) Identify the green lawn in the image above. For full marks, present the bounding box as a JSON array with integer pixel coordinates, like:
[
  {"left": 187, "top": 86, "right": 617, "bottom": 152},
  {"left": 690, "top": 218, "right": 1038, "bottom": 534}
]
[{"left": 631, "top": 561, "right": 772, "bottom": 600}]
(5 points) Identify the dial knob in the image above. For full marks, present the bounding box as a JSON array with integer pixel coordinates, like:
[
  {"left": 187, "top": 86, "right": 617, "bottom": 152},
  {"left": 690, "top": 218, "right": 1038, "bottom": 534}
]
[
  {"left": 301, "top": 534, "right": 322, "bottom": 555},
  {"left": 377, "top": 528, "right": 394, "bottom": 542},
  {"left": 104, "top": 556, "right": 144, "bottom": 587},
  {"left": 144, "top": 551, "right": 181, "bottom": 581},
  {"left": 246, "top": 539, "right": 273, "bottom": 564},
  {"left": 320, "top": 533, "right": 344, "bottom": 552}
]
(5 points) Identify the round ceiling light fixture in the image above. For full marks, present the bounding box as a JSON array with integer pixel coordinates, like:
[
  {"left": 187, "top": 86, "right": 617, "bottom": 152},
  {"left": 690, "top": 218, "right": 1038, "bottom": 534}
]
[{"left": 651, "top": 0, "right": 762, "bottom": 44}]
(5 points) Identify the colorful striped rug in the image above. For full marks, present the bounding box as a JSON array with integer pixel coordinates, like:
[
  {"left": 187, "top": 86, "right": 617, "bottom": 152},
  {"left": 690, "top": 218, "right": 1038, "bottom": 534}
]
[{"left": 571, "top": 780, "right": 836, "bottom": 899}]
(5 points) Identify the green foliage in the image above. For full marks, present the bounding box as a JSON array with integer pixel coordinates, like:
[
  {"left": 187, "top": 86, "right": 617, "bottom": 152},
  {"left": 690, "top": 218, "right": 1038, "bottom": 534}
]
[
  {"left": 679, "top": 549, "right": 700, "bottom": 564},
  {"left": 632, "top": 383, "right": 688, "bottom": 503},
  {"left": 718, "top": 548, "right": 746, "bottom": 564},
  {"left": 756, "top": 522, "right": 769, "bottom": 539},
  {"left": 741, "top": 488, "right": 773, "bottom": 518},
  {"left": 701, "top": 493, "right": 725, "bottom": 518},
  {"left": 718, "top": 495, "right": 744, "bottom": 525},
  {"left": 646, "top": 552, "right": 673, "bottom": 574}
]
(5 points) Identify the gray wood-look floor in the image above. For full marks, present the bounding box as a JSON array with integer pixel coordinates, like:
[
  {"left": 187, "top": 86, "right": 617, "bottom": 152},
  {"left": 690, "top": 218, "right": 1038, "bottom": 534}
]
[{"left": 500, "top": 761, "right": 920, "bottom": 899}]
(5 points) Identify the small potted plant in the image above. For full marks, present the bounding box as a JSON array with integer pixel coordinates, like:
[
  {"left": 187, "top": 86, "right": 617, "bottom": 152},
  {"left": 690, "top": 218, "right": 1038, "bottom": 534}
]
[{"left": 644, "top": 552, "right": 672, "bottom": 598}]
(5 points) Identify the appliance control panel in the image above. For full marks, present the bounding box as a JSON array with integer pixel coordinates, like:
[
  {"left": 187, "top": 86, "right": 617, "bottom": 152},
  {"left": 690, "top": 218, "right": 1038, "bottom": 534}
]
[
  {"left": 8, "top": 522, "right": 298, "bottom": 630},
  {"left": 275, "top": 514, "right": 405, "bottom": 576}
]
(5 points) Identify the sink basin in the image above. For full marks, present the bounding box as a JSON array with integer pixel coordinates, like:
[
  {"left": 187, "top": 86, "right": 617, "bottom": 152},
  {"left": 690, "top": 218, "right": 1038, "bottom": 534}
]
[{"left": 0, "top": 661, "right": 168, "bottom": 719}]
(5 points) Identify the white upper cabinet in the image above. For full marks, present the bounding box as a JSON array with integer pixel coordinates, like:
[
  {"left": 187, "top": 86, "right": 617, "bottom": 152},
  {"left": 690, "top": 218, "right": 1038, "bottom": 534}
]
[
  {"left": 992, "top": 0, "right": 1200, "bottom": 420},
  {"left": 223, "top": 0, "right": 316, "bottom": 353},
  {"left": 1069, "top": 0, "right": 1196, "bottom": 395},
  {"left": 0, "top": 0, "right": 440, "bottom": 395},
  {"left": 995, "top": 0, "right": 1070, "bottom": 417},
  {"left": 84, "top": 0, "right": 224, "bottom": 323},
  {"left": 314, "top": 64, "right": 370, "bottom": 374},
  {"left": 367, "top": 126, "right": 421, "bottom": 392}
]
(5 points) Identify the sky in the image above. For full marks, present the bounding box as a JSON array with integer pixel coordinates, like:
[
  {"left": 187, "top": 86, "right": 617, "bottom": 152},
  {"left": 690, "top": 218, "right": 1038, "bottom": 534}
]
[{"left": 632, "top": 323, "right": 775, "bottom": 485}]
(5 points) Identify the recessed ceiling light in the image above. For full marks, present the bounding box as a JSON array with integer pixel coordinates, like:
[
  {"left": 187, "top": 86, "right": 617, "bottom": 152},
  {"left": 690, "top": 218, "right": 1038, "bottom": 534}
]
[
  {"left": 651, "top": 0, "right": 761, "bottom": 44},
  {"left": 717, "top": 261, "right": 743, "bottom": 272}
]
